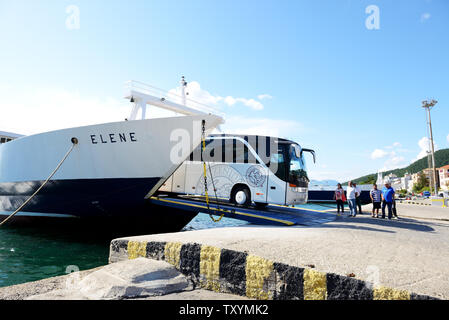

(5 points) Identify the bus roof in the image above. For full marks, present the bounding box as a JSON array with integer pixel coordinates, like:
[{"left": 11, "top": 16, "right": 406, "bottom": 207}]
[{"left": 209, "top": 133, "right": 298, "bottom": 145}]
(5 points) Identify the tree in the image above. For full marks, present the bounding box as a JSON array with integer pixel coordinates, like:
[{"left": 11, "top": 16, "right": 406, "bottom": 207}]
[
  {"left": 413, "top": 172, "right": 429, "bottom": 193},
  {"left": 398, "top": 189, "right": 408, "bottom": 197}
]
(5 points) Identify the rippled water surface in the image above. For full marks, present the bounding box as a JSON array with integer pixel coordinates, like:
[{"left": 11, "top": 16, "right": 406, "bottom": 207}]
[{"left": 0, "top": 203, "right": 333, "bottom": 288}]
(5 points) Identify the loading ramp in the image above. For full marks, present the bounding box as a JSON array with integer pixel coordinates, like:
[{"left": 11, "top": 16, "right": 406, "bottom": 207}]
[{"left": 149, "top": 194, "right": 336, "bottom": 226}]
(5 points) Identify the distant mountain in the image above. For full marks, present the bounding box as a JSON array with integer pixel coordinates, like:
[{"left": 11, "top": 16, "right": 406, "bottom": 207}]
[
  {"left": 310, "top": 179, "right": 339, "bottom": 186},
  {"left": 351, "top": 148, "right": 449, "bottom": 185}
]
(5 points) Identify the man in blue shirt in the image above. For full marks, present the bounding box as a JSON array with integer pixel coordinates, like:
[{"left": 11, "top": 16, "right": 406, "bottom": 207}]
[{"left": 381, "top": 181, "right": 395, "bottom": 219}]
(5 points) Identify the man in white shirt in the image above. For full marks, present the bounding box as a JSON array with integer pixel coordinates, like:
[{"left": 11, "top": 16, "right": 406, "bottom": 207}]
[{"left": 346, "top": 181, "right": 358, "bottom": 217}]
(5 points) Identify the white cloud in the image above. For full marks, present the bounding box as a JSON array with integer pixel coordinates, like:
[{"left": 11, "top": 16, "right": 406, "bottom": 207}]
[
  {"left": 257, "top": 94, "right": 273, "bottom": 100},
  {"left": 223, "top": 96, "right": 236, "bottom": 106},
  {"left": 234, "top": 98, "right": 264, "bottom": 111},
  {"left": 168, "top": 81, "right": 266, "bottom": 111},
  {"left": 0, "top": 85, "right": 130, "bottom": 135},
  {"left": 385, "top": 142, "right": 402, "bottom": 149},
  {"left": 447, "top": 134, "right": 449, "bottom": 144},
  {"left": 370, "top": 136, "right": 441, "bottom": 174},
  {"left": 415, "top": 136, "right": 439, "bottom": 161},
  {"left": 371, "top": 144, "right": 408, "bottom": 172},
  {"left": 421, "top": 13, "right": 431, "bottom": 22},
  {"left": 168, "top": 81, "right": 223, "bottom": 107},
  {"left": 219, "top": 116, "right": 302, "bottom": 138},
  {"left": 379, "top": 155, "right": 406, "bottom": 172},
  {"left": 371, "top": 149, "right": 389, "bottom": 159}
]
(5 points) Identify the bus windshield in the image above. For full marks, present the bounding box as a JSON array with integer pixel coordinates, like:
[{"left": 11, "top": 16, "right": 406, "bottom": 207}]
[{"left": 288, "top": 144, "right": 309, "bottom": 187}]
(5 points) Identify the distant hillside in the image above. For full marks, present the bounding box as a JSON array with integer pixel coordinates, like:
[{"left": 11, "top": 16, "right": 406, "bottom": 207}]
[
  {"left": 350, "top": 148, "right": 449, "bottom": 185},
  {"left": 310, "top": 179, "right": 339, "bottom": 186}
]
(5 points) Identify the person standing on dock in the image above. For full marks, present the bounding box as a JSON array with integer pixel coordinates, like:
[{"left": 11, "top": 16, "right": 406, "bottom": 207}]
[
  {"left": 381, "top": 180, "right": 395, "bottom": 219},
  {"left": 391, "top": 187, "right": 399, "bottom": 219},
  {"left": 370, "top": 184, "right": 382, "bottom": 218},
  {"left": 334, "top": 183, "right": 346, "bottom": 216},
  {"left": 354, "top": 182, "right": 363, "bottom": 214},
  {"left": 346, "top": 181, "right": 358, "bottom": 217}
]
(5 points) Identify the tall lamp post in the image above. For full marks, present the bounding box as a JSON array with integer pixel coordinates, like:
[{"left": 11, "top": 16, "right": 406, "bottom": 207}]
[{"left": 422, "top": 99, "right": 438, "bottom": 196}]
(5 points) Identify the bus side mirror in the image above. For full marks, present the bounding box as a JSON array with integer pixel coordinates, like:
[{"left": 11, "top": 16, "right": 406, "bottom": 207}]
[{"left": 301, "top": 148, "right": 316, "bottom": 164}]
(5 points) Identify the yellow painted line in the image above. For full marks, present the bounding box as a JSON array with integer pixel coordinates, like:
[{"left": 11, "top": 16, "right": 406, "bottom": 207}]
[
  {"left": 373, "top": 286, "right": 410, "bottom": 300},
  {"left": 303, "top": 269, "right": 327, "bottom": 300},
  {"left": 164, "top": 242, "right": 182, "bottom": 269},
  {"left": 185, "top": 195, "right": 228, "bottom": 201},
  {"left": 151, "top": 197, "right": 295, "bottom": 226},
  {"left": 127, "top": 241, "right": 147, "bottom": 260},
  {"left": 190, "top": 195, "right": 329, "bottom": 213},
  {"left": 245, "top": 255, "right": 274, "bottom": 300},
  {"left": 199, "top": 245, "right": 221, "bottom": 292}
]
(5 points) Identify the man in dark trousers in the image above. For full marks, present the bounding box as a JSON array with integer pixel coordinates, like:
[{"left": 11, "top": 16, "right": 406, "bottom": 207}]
[
  {"left": 381, "top": 180, "right": 395, "bottom": 219},
  {"left": 354, "top": 182, "right": 362, "bottom": 214},
  {"left": 392, "top": 186, "right": 398, "bottom": 219}
]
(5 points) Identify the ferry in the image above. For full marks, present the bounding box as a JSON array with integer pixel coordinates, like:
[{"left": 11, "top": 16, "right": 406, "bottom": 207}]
[
  {"left": 0, "top": 79, "right": 224, "bottom": 233},
  {"left": 308, "top": 184, "right": 372, "bottom": 204}
]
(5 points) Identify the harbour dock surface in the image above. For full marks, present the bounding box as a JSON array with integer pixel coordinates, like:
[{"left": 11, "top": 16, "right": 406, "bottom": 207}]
[
  {"left": 1, "top": 203, "right": 448, "bottom": 300},
  {"left": 109, "top": 203, "right": 449, "bottom": 299}
]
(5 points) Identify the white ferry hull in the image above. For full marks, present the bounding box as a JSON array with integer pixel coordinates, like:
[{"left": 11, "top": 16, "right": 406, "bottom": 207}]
[{"left": 0, "top": 115, "right": 222, "bottom": 230}]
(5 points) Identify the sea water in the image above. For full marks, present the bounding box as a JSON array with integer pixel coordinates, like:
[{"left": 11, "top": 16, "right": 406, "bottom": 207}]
[{"left": 0, "top": 203, "right": 335, "bottom": 288}]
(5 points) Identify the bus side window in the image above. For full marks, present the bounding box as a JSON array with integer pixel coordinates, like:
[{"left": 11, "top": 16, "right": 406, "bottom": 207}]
[
  {"left": 246, "top": 135, "right": 259, "bottom": 164},
  {"left": 269, "top": 145, "right": 288, "bottom": 182},
  {"left": 189, "top": 144, "right": 202, "bottom": 161},
  {"left": 234, "top": 140, "right": 248, "bottom": 164},
  {"left": 204, "top": 139, "right": 221, "bottom": 162},
  {"left": 190, "top": 139, "right": 214, "bottom": 161},
  {"left": 224, "top": 139, "right": 234, "bottom": 163}
]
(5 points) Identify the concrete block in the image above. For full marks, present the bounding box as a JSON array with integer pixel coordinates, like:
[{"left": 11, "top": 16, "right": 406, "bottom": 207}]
[{"left": 26, "top": 258, "right": 193, "bottom": 300}]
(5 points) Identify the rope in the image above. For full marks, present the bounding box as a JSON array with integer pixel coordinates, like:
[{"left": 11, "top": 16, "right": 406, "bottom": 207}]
[
  {"left": 200, "top": 120, "right": 224, "bottom": 223},
  {"left": 207, "top": 162, "right": 225, "bottom": 222},
  {"left": 0, "top": 138, "right": 78, "bottom": 227}
]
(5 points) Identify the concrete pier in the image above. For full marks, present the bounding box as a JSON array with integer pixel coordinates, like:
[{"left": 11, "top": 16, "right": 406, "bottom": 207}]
[{"left": 109, "top": 203, "right": 448, "bottom": 300}]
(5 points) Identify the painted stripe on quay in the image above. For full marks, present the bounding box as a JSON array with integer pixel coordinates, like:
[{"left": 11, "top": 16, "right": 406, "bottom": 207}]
[
  {"left": 111, "top": 240, "right": 438, "bottom": 300},
  {"left": 199, "top": 245, "right": 221, "bottom": 292},
  {"left": 164, "top": 242, "right": 183, "bottom": 269}
]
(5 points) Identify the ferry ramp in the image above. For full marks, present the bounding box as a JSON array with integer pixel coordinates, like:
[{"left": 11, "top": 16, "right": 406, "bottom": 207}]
[{"left": 149, "top": 194, "right": 336, "bottom": 226}]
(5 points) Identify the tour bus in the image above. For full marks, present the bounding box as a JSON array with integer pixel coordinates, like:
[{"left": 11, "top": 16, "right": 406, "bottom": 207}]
[{"left": 159, "top": 134, "right": 315, "bottom": 207}]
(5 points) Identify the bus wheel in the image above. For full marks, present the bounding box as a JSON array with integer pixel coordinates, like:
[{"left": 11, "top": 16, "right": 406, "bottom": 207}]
[{"left": 232, "top": 186, "right": 251, "bottom": 206}]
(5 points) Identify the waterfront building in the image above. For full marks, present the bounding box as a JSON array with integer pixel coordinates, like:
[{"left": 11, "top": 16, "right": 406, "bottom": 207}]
[
  {"left": 422, "top": 168, "right": 440, "bottom": 189},
  {"left": 438, "top": 165, "right": 449, "bottom": 191}
]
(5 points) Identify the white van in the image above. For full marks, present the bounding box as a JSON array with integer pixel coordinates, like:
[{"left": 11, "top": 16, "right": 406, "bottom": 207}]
[{"left": 159, "top": 134, "right": 315, "bottom": 207}]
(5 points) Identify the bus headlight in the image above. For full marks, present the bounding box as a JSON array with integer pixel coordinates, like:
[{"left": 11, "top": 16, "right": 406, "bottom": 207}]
[{"left": 292, "top": 187, "right": 308, "bottom": 193}]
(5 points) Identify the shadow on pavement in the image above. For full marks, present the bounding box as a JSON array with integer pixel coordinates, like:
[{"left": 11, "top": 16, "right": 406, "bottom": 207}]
[{"left": 317, "top": 213, "right": 436, "bottom": 233}]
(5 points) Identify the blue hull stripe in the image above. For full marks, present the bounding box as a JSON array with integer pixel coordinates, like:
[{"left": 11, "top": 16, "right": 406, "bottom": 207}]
[{"left": 0, "top": 178, "right": 161, "bottom": 218}]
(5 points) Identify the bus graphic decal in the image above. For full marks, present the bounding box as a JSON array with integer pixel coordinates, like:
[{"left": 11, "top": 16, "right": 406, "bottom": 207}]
[{"left": 246, "top": 165, "right": 266, "bottom": 188}]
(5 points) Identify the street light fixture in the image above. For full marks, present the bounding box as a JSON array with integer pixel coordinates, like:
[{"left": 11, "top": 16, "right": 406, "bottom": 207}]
[{"left": 421, "top": 99, "right": 438, "bottom": 196}]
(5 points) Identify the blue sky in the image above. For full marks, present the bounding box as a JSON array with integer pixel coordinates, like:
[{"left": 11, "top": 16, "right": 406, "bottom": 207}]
[{"left": 0, "top": 0, "right": 448, "bottom": 181}]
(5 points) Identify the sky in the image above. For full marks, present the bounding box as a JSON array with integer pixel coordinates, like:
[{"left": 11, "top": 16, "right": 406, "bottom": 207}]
[{"left": 0, "top": 0, "right": 448, "bottom": 182}]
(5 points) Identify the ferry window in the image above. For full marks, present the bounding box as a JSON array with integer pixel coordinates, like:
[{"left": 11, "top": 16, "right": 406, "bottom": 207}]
[{"left": 0, "top": 138, "right": 5, "bottom": 143}]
